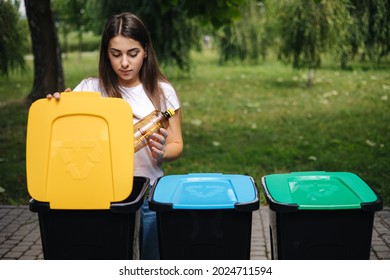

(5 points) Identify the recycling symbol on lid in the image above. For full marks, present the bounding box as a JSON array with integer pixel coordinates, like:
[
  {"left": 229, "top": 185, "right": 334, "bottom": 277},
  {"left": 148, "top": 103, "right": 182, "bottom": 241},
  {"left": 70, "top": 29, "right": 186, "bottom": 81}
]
[
  {"left": 185, "top": 184, "right": 225, "bottom": 198},
  {"left": 57, "top": 138, "right": 103, "bottom": 180}
]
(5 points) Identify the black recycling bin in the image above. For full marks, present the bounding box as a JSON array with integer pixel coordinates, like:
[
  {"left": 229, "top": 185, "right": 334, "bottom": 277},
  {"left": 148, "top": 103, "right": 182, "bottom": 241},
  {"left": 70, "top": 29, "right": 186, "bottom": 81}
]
[
  {"left": 25, "top": 92, "right": 146, "bottom": 260},
  {"left": 149, "top": 173, "right": 259, "bottom": 260},
  {"left": 30, "top": 176, "right": 149, "bottom": 260},
  {"left": 261, "top": 171, "right": 383, "bottom": 260}
]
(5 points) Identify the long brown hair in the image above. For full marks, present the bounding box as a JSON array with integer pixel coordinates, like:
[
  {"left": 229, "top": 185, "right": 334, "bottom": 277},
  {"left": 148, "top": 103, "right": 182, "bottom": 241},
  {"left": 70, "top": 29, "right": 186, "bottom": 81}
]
[{"left": 99, "top": 12, "right": 168, "bottom": 110}]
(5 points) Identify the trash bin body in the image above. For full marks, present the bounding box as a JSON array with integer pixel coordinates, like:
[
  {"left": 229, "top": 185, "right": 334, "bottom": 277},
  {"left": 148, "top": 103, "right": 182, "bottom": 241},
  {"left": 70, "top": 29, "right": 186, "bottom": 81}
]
[
  {"left": 261, "top": 171, "right": 382, "bottom": 260},
  {"left": 156, "top": 208, "right": 253, "bottom": 260},
  {"left": 26, "top": 92, "right": 145, "bottom": 260},
  {"left": 30, "top": 176, "right": 149, "bottom": 260},
  {"left": 269, "top": 209, "right": 376, "bottom": 260},
  {"left": 149, "top": 173, "right": 259, "bottom": 260}
]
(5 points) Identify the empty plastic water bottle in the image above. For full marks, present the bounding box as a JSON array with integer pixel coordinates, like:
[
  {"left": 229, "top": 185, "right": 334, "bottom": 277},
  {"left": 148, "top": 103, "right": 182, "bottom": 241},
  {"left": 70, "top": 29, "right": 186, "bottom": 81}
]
[{"left": 133, "top": 108, "right": 175, "bottom": 152}]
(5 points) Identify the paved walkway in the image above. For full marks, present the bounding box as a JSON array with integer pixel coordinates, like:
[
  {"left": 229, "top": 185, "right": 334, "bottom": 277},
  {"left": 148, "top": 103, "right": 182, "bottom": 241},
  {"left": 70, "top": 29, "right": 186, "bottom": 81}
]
[{"left": 0, "top": 205, "right": 389, "bottom": 260}]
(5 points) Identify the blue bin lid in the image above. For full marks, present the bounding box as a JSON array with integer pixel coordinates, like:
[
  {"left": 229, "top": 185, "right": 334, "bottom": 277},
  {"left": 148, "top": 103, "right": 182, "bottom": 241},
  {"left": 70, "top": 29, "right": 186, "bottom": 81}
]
[
  {"left": 261, "top": 171, "right": 382, "bottom": 212},
  {"left": 150, "top": 173, "right": 258, "bottom": 211}
]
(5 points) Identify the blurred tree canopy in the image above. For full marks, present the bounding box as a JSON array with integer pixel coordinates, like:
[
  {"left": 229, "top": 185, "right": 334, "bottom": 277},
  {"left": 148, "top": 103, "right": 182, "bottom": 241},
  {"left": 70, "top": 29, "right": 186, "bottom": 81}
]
[
  {"left": 348, "top": 0, "right": 390, "bottom": 64},
  {"left": 52, "top": 0, "right": 90, "bottom": 60},
  {"left": 219, "top": 0, "right": 389, "bottom": 62},
  {"left": 0, "top": 0, "right": 27, "bottom": 76},
  {"left": 1, "top": 0, "right": 389, "bottom": 94},
  {"left": 216, "top": 0, "right": 389, "bottom": 87},
  {"left": 217, "top": 0, "right": 269, "bottom": 64},
  {"left": 275, "top": 0, "right": 352, "bottom": 86}
]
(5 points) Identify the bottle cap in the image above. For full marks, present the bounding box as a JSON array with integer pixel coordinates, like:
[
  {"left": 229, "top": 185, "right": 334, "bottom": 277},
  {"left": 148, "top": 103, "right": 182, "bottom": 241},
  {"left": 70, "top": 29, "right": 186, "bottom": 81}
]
[{"left": 165, "top": 108, "right": 175, "bottom": 118}]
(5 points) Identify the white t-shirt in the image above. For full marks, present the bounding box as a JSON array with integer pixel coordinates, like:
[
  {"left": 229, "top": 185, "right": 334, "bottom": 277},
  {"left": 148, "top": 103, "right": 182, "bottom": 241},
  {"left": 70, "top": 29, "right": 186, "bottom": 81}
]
[{"left": 73, "top": 77, "right": 180, "bottom": 184}]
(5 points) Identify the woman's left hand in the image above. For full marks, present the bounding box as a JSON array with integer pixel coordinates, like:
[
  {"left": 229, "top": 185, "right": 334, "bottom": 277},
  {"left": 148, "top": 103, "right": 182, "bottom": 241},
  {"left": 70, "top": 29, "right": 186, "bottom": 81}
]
[{"left": 149, "top": 128, "right": 169, "bottom": 163}]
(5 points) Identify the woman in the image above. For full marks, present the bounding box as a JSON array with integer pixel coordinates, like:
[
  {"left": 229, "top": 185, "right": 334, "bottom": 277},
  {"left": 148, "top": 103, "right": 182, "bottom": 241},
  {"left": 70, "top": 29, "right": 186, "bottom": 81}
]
[{"left": 48, "top": 12, "right": 183, "bottom": 259}]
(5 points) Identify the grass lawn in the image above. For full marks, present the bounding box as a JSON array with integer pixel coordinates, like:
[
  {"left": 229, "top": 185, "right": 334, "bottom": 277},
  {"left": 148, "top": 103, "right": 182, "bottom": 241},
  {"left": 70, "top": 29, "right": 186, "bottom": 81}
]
[{"left": 0, "top": 49, "right": 389, "bottom": 205}]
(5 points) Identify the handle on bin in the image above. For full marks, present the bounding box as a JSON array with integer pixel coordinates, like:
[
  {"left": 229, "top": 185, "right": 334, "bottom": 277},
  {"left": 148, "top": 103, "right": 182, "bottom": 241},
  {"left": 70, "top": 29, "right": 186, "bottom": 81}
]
[
  {"left": 110, "top": 176, "right": 150, "bottom": 213},
  {"left": 260, "top": 176, "right": 299, "bottom": 213},
  {"left": 148, "top": 176, "right": 173, "bottom": 212},
  {"left": 234, "top": 176, "right": 260, "bottom": 212}
]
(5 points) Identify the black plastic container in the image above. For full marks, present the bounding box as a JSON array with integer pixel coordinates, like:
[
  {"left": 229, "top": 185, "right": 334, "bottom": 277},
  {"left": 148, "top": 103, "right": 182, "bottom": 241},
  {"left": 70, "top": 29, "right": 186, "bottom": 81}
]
[
  {"left": 261, "top": 171, "right": 383, "bottom": 260},
  {"left": 30, "top": 176, "right": 149, "bottom": 260},
  {"left": 149, "top": 173, "right": 259, "bottom": 260}
]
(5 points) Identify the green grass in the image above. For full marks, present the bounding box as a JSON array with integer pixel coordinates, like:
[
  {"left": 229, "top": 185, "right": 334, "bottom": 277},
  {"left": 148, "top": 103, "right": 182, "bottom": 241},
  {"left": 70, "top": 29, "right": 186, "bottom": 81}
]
[{"left": 0, "top": 50, "right": 389, "bottom": 205}]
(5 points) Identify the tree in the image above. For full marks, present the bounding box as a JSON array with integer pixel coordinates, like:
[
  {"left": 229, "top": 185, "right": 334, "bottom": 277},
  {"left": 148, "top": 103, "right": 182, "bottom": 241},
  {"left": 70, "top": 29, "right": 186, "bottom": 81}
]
[
  {"left": 275, "top": 0, "right": 351, "bottom": 87},
  {"left": 52, "top": 0, "right": 90, "bottom": 60},
  {"left": 0, "top": 0, "right": 26, "bottom": 76},
  {"left": 25, "top": 0, "right": 64, "bottom": 105},
  {"left": 365, "top": 0, "right": 390, "bottom": 63},
  {"left": 217, "top": 0, "right": 267, "bottom": 64},
  {"left": 349, "top": 0, "right": 390, "bottom": 65}
]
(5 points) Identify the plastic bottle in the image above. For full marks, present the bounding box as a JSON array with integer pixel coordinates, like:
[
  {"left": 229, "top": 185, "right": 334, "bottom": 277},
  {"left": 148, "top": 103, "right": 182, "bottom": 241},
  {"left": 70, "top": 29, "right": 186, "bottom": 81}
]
[{"left": 134, "top": 108, "right": 175, "bottom": 152}]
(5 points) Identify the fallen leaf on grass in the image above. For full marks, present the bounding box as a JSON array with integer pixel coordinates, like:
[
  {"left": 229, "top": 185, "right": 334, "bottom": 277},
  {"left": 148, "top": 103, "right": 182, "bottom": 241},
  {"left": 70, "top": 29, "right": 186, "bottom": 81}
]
[
  {"left": 212, "top": 141, "right": 221, "bottom": 147},
  {"left": 190, "top": 119, "right": 202, "bottom": 126},
  {"left": 308, "top": 156, "right": 317, "bottom": 161},
  {"left": 365, "top": 139, "right": 376, "bottom": 147}
]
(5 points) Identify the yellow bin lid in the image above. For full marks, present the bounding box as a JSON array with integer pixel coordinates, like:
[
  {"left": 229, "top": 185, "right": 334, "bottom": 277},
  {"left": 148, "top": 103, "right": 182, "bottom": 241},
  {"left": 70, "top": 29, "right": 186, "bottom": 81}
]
[{"left": 26, "top": 91, "right": 134, "bottom": 209}]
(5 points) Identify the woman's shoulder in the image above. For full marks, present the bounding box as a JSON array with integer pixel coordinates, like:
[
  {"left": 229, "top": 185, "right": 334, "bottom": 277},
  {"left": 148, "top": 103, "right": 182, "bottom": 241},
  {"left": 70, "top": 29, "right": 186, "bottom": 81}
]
[
  {"left": 73, "top": 77, "right": 100, "bottom": 92},
  {"left": 159, "top": 81, "right": 175, "bottom": 92},
  {"left": 158, "top": 81, "right": 180, "bottom": 110},
  {"left": 158, "top": 81, "right": 178, "bottom": 100}
]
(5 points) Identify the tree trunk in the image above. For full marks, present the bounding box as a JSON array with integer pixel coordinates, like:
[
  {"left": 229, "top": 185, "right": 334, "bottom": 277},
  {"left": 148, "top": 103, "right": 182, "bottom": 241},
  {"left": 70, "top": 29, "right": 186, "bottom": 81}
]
[
  {"left": 307, "top": 67, "right": 315, "bottom": 88},
  {"left": 25, "top": 0, "right": 64, "bottom": 106},
  {"left": 78, "top": 30, "right": 83, "bottom": 62}
]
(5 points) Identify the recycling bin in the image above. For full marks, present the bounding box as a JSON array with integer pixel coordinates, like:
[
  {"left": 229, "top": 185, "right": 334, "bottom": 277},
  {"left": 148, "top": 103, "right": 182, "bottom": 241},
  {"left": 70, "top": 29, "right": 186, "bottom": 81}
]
[
  {"left": 29, "top": 176, "right": 149, "bottom": 259},
  {"left": 261, "top": 171, "right": 383, "bottom": 260},
  {"left": 149, "top": 173, "right": 259, "bottom": 260},
  {"left": 25, "top": 91, "right": 145, "bottom": 259}
]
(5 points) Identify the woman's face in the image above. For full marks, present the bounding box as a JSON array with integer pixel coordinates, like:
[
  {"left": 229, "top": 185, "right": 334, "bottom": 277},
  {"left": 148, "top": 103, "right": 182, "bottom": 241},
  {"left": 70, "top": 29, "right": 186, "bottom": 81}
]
[{"left": 108, "top": 35, "right": 146, "bottom": 87}]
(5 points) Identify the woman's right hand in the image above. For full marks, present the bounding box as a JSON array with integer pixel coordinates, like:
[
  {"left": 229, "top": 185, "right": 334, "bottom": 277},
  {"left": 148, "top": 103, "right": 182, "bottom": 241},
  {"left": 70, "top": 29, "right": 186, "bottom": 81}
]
[{"left": 46, "top": 88, "right": 72, "bottom": 100}]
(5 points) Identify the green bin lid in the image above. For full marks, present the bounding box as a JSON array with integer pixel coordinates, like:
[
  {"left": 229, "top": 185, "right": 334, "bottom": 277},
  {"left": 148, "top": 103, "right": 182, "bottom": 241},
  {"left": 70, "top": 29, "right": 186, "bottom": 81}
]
[{"left": 261, "top": 171, "right": 381, "bottom": 211}]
